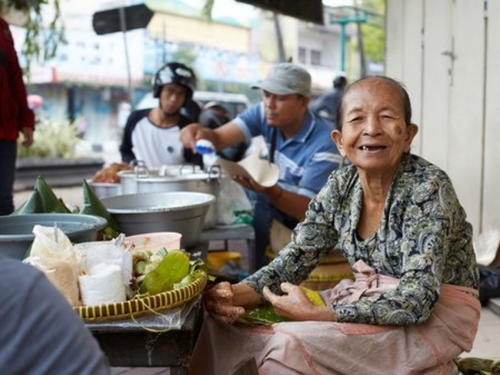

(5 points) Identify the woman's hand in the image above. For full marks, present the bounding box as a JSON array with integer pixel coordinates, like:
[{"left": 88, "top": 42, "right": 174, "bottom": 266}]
[
  {"left": 204, "top": 282, "right": 245, "bottom": 325},
  {"left": 263, "top": 282, "right": 336, "bottom": 321},
  {"left": 204, "top": 282, "right": 261, "bottom": 325}
]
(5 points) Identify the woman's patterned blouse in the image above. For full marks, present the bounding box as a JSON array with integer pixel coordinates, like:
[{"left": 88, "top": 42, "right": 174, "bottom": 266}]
[{"left": 243, "top": 153, "right": 480, "bottom": 325}]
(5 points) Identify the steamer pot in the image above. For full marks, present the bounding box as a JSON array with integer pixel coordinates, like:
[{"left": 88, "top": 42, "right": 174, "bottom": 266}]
[{"left": 118, "top": 164, "right": 202, "bottom": 195}]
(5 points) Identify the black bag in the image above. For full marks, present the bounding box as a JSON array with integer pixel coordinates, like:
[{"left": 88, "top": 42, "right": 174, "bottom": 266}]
[{"left": 478, "top": 265, "right": 500, "bottom": 306}]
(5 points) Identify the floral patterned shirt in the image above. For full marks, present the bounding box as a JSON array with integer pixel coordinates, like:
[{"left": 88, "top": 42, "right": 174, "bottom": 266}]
[{"left": 243, "top": 153, "right": 479, "bottom": 325}]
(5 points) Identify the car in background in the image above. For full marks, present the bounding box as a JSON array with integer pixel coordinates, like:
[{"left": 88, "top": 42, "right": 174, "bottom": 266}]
[{"left": 135, "top": 90, "right": 251, "bottom": 119}]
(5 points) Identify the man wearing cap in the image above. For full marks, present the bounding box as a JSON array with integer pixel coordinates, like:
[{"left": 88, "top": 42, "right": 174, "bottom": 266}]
[{"left": 180, "top": 62, "right": 343, "bottom": 270}]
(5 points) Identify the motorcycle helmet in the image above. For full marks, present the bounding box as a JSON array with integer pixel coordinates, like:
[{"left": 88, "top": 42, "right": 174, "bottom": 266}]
[{"left": 152, "top": 62, "right": 197, "bottom": 101}]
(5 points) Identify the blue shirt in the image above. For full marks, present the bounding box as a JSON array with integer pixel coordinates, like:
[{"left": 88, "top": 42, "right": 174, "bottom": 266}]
[{"left": 234, "top": 103, "right": 343, "bottom": 198}]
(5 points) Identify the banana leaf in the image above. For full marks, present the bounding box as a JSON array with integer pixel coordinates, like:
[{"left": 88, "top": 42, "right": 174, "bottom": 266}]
[
  {"left": 237, "top": 287, "right": 326, "bottom": 326},
  {"left": 237, "top": 302, "right": 288, "bottom": 325},
  {"left": 13, "top": 176, "right": 71, "bottom": 214},
  {"left": 79, "top": 179, "right": 119, "bottom": 236},
  {"left": 12, "top": 189, "right": 43, "bottom": 214}
]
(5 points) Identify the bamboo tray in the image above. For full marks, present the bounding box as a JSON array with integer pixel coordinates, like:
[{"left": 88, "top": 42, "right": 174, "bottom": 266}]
[{"left": 75, "top": 272, "right": 207, "bottom": 321}]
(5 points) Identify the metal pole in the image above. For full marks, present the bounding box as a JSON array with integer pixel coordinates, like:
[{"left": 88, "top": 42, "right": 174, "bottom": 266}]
[
  {"left": 356, "top": 21, "right": 366, "bottom": 77},
  {"left": 119, "top": 7, "right": 134, "bottom": 108},
  {"left": 273, "top": 12, "right": 287, "bottom": 62},
  {"left": 340, "top": 23, "right": 346, "bottom": 72}
]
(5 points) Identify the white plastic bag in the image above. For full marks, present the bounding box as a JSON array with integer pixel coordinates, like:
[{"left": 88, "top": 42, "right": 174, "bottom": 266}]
[
  {"left": 473, "top": 227, "right": 500, "bottom": 266},
  {"left": 24, "top": 225, "right": 81, "bottom": 307},
  {"left": 216, "top": 177, "right": 253, "bottom": 225}
]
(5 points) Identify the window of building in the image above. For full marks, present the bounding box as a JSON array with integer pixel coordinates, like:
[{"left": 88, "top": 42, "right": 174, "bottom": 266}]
[
  {"left": 310, "top": 49, "right": 321, "bottom": 65},
  {"left": 298, "top": 47, "right": 307, "bottom": 64}
]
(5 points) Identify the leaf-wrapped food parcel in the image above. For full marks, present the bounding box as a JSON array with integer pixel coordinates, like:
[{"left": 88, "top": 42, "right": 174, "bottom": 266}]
[
  {"left": 80, "top": 179, "right": 119, "bottom": 236},
  {"left": 139, "top": 249, "right": 191, "bottom": 295},
  {"left": 237, "top": 286, "right": 326, "bottom": 326},
  {"left": 13, "top": 176, "right": 71, "bottom": 214}
]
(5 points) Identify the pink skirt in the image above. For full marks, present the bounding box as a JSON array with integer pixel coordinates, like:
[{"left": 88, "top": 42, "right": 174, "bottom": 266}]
[{"left": 189, "top": 261, "right": 481, "bottom": 375}]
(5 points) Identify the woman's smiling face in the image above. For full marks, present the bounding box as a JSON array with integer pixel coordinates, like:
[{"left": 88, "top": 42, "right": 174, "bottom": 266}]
[{"left": 332, "top": 77, "right": 418, "bottom": 177}]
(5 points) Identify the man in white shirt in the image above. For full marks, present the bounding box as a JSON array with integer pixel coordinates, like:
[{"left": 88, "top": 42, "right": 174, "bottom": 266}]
[{"left": 120, "top": 62, "right": 202, "bottom": 168}]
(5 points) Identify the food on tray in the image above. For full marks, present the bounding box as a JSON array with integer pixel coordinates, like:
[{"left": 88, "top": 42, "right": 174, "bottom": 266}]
[
  {"left": 79, "top": 264, "right": 126, "bottom": 305},
  {"left": 139, "top": 249, "right": 190, "bottom": 295},
  {"left": 25, "top": 225, "right": 81, "bottom": 307},
  {"left": 26, "top": 222, "right": 207, "bottom": 312},
  {"left": 91, "top": 162, "right": 132, "bottom": 183}
]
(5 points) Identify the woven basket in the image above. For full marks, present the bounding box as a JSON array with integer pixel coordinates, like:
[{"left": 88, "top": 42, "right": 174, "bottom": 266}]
[{"left": 75, "top": 272, "right": 207, "bottom": 321}]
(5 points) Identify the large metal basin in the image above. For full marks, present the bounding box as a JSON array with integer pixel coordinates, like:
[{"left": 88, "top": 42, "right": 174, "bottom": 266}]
[
  {"left": 135, "top": 167, "right": 220, "bottom": 228},
  {"left": 100, "top": 191, "right": 215, "bottom": 249}
]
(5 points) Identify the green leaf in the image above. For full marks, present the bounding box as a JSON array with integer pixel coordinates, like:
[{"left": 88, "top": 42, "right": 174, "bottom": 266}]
[
  {"left": 34, "top": 176, "right": 71, "bottom": 213},
  {"left": 237, "top": 303, "right": 288, "bottom": 326},
  {"left": 11, "top": 189, "right": 42, "bottom": 214},
  {"left": 79, "top": 179, "right": 120, "bottom": 233}
]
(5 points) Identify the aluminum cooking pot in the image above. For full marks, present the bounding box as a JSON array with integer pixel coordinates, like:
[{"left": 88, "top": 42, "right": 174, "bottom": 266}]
[
  {"left": 117, "top": 161, "right": 150, "bottom": 195},
  {"left": 135, "top": 165, "right": 221, "bottom": 228},
  {"left": 118, "top": 163, "right": 202, "bottom": 195}
]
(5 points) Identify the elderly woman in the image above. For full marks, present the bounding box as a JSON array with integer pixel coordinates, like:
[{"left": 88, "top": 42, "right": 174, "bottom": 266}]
[{"left": 189, "top": 76, "right": 480, "bottom": 375}]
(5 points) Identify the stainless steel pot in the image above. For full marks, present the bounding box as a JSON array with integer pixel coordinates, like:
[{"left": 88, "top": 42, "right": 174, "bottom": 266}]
[
  {"left": 135, "top": 165, "right": 221, "bottom": 228},
  {"left": 117, "top": 161, "right": 150, "bottom": 195},
  {"left": 118, "top": 164, "right": 202, "bottom": 195}
]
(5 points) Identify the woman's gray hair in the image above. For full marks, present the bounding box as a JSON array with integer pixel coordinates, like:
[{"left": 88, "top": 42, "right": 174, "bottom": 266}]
[{"left": 334, "top": 76, "right": 412, "bottom": 131}]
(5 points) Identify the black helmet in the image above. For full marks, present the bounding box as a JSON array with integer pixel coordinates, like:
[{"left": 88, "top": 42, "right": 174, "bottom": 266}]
[
  {"left": 152, "top": 62, "right": 197, "bottom": 101},
  {"left": 333, "top": 75, "right": 347, "bottom": 89}
]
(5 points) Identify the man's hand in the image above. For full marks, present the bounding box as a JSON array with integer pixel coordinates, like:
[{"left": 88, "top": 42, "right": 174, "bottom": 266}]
[
  {"left": 20, "top": 127, "right": 34, "bottom": 147},
  {"left": 233, "top": 175, "right": 267, "bottom": 193},
  {"left": 179, "top": 123, "right": 213, "bottom": 150},
  {"left": 263, "top": 282, "right": 335, "bottom": 321}
]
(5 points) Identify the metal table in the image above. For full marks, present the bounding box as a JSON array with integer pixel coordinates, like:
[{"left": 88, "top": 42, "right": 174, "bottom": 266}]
[
  {"left": 199, "top": 224, "right": 256, "bottom": 272},
  {"left": 86, "top": 297, "right": 203, "bottom": 375}
]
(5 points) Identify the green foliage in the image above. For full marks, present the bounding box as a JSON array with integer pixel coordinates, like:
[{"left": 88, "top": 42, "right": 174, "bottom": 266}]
[
  {"left": 17, "top": 118, "right": 82, "bottom": 159},
  {"left": 171, "top": 47, "right": 198, "bottom": 68},
  {"left": 201, "top": 0, "right": 214, "bottom": 21},
  {"left": 0, "top": 0, "right": 66, "bottom": 75},
  {"left": 358, "top": 0, "right": 386, "bottom": 64}
]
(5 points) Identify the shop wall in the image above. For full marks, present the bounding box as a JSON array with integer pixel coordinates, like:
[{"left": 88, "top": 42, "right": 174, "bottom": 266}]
[{"left": 385, "top": 0, "right": 500, "bottom": 232}]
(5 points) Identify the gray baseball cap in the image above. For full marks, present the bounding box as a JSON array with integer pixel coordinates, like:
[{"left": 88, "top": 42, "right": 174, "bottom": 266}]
[{"left": 251, "top": 63, "right": 312, "bottom": 97}]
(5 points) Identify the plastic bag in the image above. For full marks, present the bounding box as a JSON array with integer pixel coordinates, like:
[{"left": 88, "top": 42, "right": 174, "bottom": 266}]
[
  {"left": 216, "top": 177, "right": 253, "bottom": 225},
  {"left": 473, "top": 228, "right": 500, "bottom": 266},
  {"left": 24, "top": 225, "right": 81, "bottom": 307}
]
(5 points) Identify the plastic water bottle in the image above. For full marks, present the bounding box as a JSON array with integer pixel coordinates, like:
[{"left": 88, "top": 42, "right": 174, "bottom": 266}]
[{"left": 195, "top": 140, "right": 217, "bottom": 171}]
